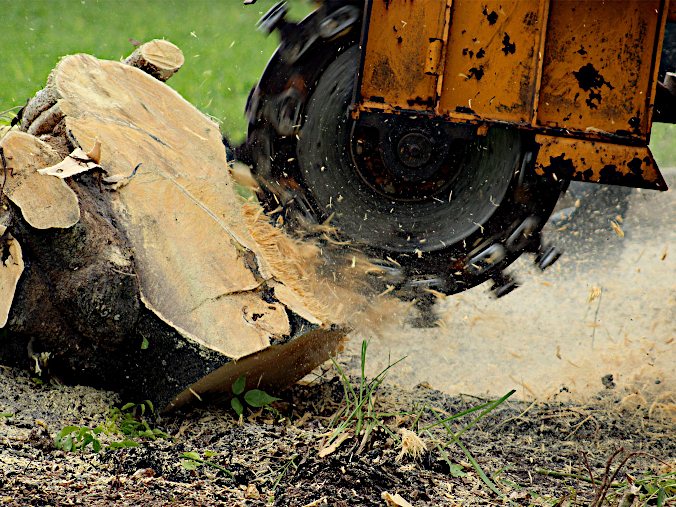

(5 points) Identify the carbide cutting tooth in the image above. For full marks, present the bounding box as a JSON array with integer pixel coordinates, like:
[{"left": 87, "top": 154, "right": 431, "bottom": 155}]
[
  {"left": 489, "top": 271, "right": 519, "bottom": 298},
  {"left": 535, "top": 244, "right": 562, "bottom": 271},
  {"left": 256, "top": 2, "right": 289, "bottom": 35}
]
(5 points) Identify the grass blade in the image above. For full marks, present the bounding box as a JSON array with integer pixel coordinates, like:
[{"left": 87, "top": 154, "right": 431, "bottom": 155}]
[{"left": 427, "top": 392, "right": 518, "bottom": 506}]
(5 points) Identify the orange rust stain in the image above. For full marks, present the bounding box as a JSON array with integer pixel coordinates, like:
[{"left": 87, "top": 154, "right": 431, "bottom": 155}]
[
  {"left": 359, "top": 1, "right": 447, "bottom": 111},
  {"left": 534, "top": 134, "right": 667, "bottom": 190},
  {"left": 356, "top": 0, "right": 669, "bottom": 168},
  {"left": 537, "top": 0, "right": 662, "bottom": 139},
  {"left": 438, "top": 0, "right": 546, "bottom": 123}
]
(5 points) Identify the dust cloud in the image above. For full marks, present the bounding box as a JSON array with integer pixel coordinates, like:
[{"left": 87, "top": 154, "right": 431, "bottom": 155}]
[{"left": 342, "top": 170, "right": 676, "bottom": 416}]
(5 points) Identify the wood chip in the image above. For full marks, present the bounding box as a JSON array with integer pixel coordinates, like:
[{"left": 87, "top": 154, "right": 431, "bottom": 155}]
[
  {"left": 381, "top": 491, "right": 414, "bottom": 507},
  {"left": 300, "top": 497, "right": 328, "bottom": 507},
  {"left": 131, "top": 468, "right": 155, "bottom": 479},
  {"left": 610, "top": 220, "right": 624, "bottom": 237},
  {"left": 38, "top": 147, "right": 102, "bottom": 178},
  {"left": 397, "top": 429, "right": 426, "bottom": 461},
  {"left": 244, "top": 484, "right": 260, "bottom": 499},
  {"left": 318, "top": 432, "right": 351, "bottom": 458},
  {"left": 86, "top": 139, "right": 102, "bottom": 164},
  {"left": 0, "top": 232, "right": 24, "bottom": 327},
  {"left": 1, "top": 132, "right": 80, "bottom": 229}
]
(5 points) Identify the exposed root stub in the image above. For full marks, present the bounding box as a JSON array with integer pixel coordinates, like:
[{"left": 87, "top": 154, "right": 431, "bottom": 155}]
[{"left": 122, "top": 39, "right": 185, "bottom": 82}]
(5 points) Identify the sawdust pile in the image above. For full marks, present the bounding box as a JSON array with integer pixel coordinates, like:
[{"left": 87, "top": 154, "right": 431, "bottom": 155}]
[{"left": 239, "top": 201, "right": 405, "bottom": 336}]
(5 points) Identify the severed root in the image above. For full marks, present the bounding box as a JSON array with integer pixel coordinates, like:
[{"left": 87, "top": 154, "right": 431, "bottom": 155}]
[
  {"left": 122, "top": 39, "right": 185, "bottom": 82},
  {"left": 19, "top": 88, "right": 59, "bottom": 133},
  {"left": 27, "top": 103, "right": 63, "bottom": 137}
]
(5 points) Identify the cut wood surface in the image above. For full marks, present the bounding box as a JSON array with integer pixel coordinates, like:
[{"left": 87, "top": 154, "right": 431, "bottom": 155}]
[
  {"left": 0, "top": 132, "right": 80, "bottom": 229},
  {"left": 0, "top": 230, "right": 23, "bottom": 328},
  {"left": 54, "top": 53, "right": 294, "bottom": 359},
  {"left": 0, "top": 46, "right": 352, "bottom": 411},
  {"left": 122, "top": 39, "right": 185, "bottom": 82}
]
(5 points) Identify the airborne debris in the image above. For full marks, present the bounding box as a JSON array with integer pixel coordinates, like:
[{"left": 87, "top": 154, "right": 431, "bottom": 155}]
[
  {"left": 588, "top": 285, "right": 602, "bottom": 302},
  {"left": 610, "top": 219, "right": 625, "bottom": 237},
  {"left": 587, "top": 285, "right": 601, "bottom": 303}
]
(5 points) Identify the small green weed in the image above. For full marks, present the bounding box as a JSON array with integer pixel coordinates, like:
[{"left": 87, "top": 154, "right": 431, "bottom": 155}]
[
  {"left": 255, "top": 453, "right": 299, "bottom": 497},
  {"left": 537, "top": 456, "right": 676, "bottom": 507},
  {"left": 54, "top": 400, "right": 169, "bottom": 453},
  {"left": 55, "top": 425, "right": 141, "bottom": 453},
  {"left": 271, "top": 455, "right": 298, "bottom": 492},
  {"left": 104, "top": 400, "right": 169, "bottom": 440},
  {"left": 625, "top": 471, "right": 676, "bottom": 506},
  {"left": 416, "top": 390, "right": 517, "bottom": 503},
  {"left": 180, "top": 451, "right": 234, "bottom": 479},
  {"left": 230, "top": 375, "right": 280, "bottom": 419},
  {"left": 55, "top": 425, "right": 105, "bottom": 453}
]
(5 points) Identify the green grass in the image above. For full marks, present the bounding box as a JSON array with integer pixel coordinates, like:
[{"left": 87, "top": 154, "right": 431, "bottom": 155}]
[
  {"left": 1, "top": 1, "right": 672, "bottom": 162},
  {"left": 0, "top": 0, "right": 311, "bottom": 144},
  {"left": 650, "top": 123, "right": 676, "bottom": 169},
  {"left": 327, "top": 338, "right": 407, "bottom": 452}
]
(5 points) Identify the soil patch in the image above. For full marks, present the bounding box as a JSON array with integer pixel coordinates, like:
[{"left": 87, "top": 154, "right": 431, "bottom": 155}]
[{"left": 1, "top": 363, "right": 674, "bottom": 506}]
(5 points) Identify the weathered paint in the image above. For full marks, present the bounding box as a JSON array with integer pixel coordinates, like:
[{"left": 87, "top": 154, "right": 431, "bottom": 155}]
[
  {"left": 358, "top": 0, "right": 447, "bottom": 111},
  {"left": 356, "top": 0, "right": 670, "bottom": 190},
  {"left": 534, "top": 135, "right": 668, "bottom": 190},
  {"left": 438, "top": 0, "right": 548, "bottom": 123},
  {"left": 537, "top": 0, "right": 664, "bottom": 139},
  {"left": 358, "top": 1, "right": 668, "bottom": 136}
]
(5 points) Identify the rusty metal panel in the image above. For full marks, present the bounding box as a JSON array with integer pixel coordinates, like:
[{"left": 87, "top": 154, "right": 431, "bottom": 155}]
[
  {"left": 534, "top": 135, "right": 667, "bottom": 190},
  {"left": 537, "top": 0, "right": 663, "bottom": 139},
  {"left": 437, "top": 0, "right": 547, "bottom": 123},
  {"left": 359, "top": 0, "right": 447, "bottom": 111}
]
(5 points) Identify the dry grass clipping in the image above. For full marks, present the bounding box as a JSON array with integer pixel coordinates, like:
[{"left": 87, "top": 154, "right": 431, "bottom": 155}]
[
  {"left": 397, "top": 428, "right": 426, "bottom": 461},
  {"left": 587, "top": 285, "right": 602, "bottom": 302}
]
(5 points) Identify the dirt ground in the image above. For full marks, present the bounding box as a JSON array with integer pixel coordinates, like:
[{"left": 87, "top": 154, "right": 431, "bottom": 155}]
[
  {"left": 344, "top": 171, "right": 676, "bottom": 404},
  {"left": 1, "top": 358, "right": 675, "bottom": 506},
  {"left": 2, "top": 176, "right": 676, "bottom": 506}
]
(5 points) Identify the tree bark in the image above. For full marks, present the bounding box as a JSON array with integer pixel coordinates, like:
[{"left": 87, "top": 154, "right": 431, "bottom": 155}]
[{"left": 0, "top": 46, "right": 349, "bottom": 413}]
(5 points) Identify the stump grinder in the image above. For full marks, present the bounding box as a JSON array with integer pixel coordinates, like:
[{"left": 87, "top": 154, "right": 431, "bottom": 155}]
[{"left": 238, "top": 0, "right": 676, "bottom": 300}]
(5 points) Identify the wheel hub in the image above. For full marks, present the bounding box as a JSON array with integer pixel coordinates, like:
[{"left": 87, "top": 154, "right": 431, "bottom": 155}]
[
  {"left": 397, "top": 133, "right": 432, "bottom": 170},
  {"left": 298, "top": 47, "right": 522, "bottom": 255},
  {"left": 350, "top": 113, "right": 475, "bottom": 202}
]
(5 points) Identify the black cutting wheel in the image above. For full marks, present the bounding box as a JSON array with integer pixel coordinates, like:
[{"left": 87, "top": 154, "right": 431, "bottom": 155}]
[
  {"left": 245, "top": 18, "right": 565, "bottom": 296},
  {"left": 299, "top": 47, "right": 522, "bottom": 255}
]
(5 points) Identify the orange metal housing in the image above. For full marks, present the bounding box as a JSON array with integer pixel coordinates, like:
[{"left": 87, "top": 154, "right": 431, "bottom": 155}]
[{"left": 355, "top": 0, "right": 671, "bottom": 190}]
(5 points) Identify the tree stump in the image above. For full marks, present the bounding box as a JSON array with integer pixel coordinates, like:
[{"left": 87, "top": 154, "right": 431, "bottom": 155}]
[{"left": 0, "top": 46, "right": 357, "bottom": 412}]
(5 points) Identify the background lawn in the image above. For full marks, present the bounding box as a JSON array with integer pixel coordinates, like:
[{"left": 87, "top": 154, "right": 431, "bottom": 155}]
[
  {"left": 0, "top": 0, "right": 311, "bottom": 144},
  {"left": 0, "top": 0, "right": 672, "bottom": 165}
]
